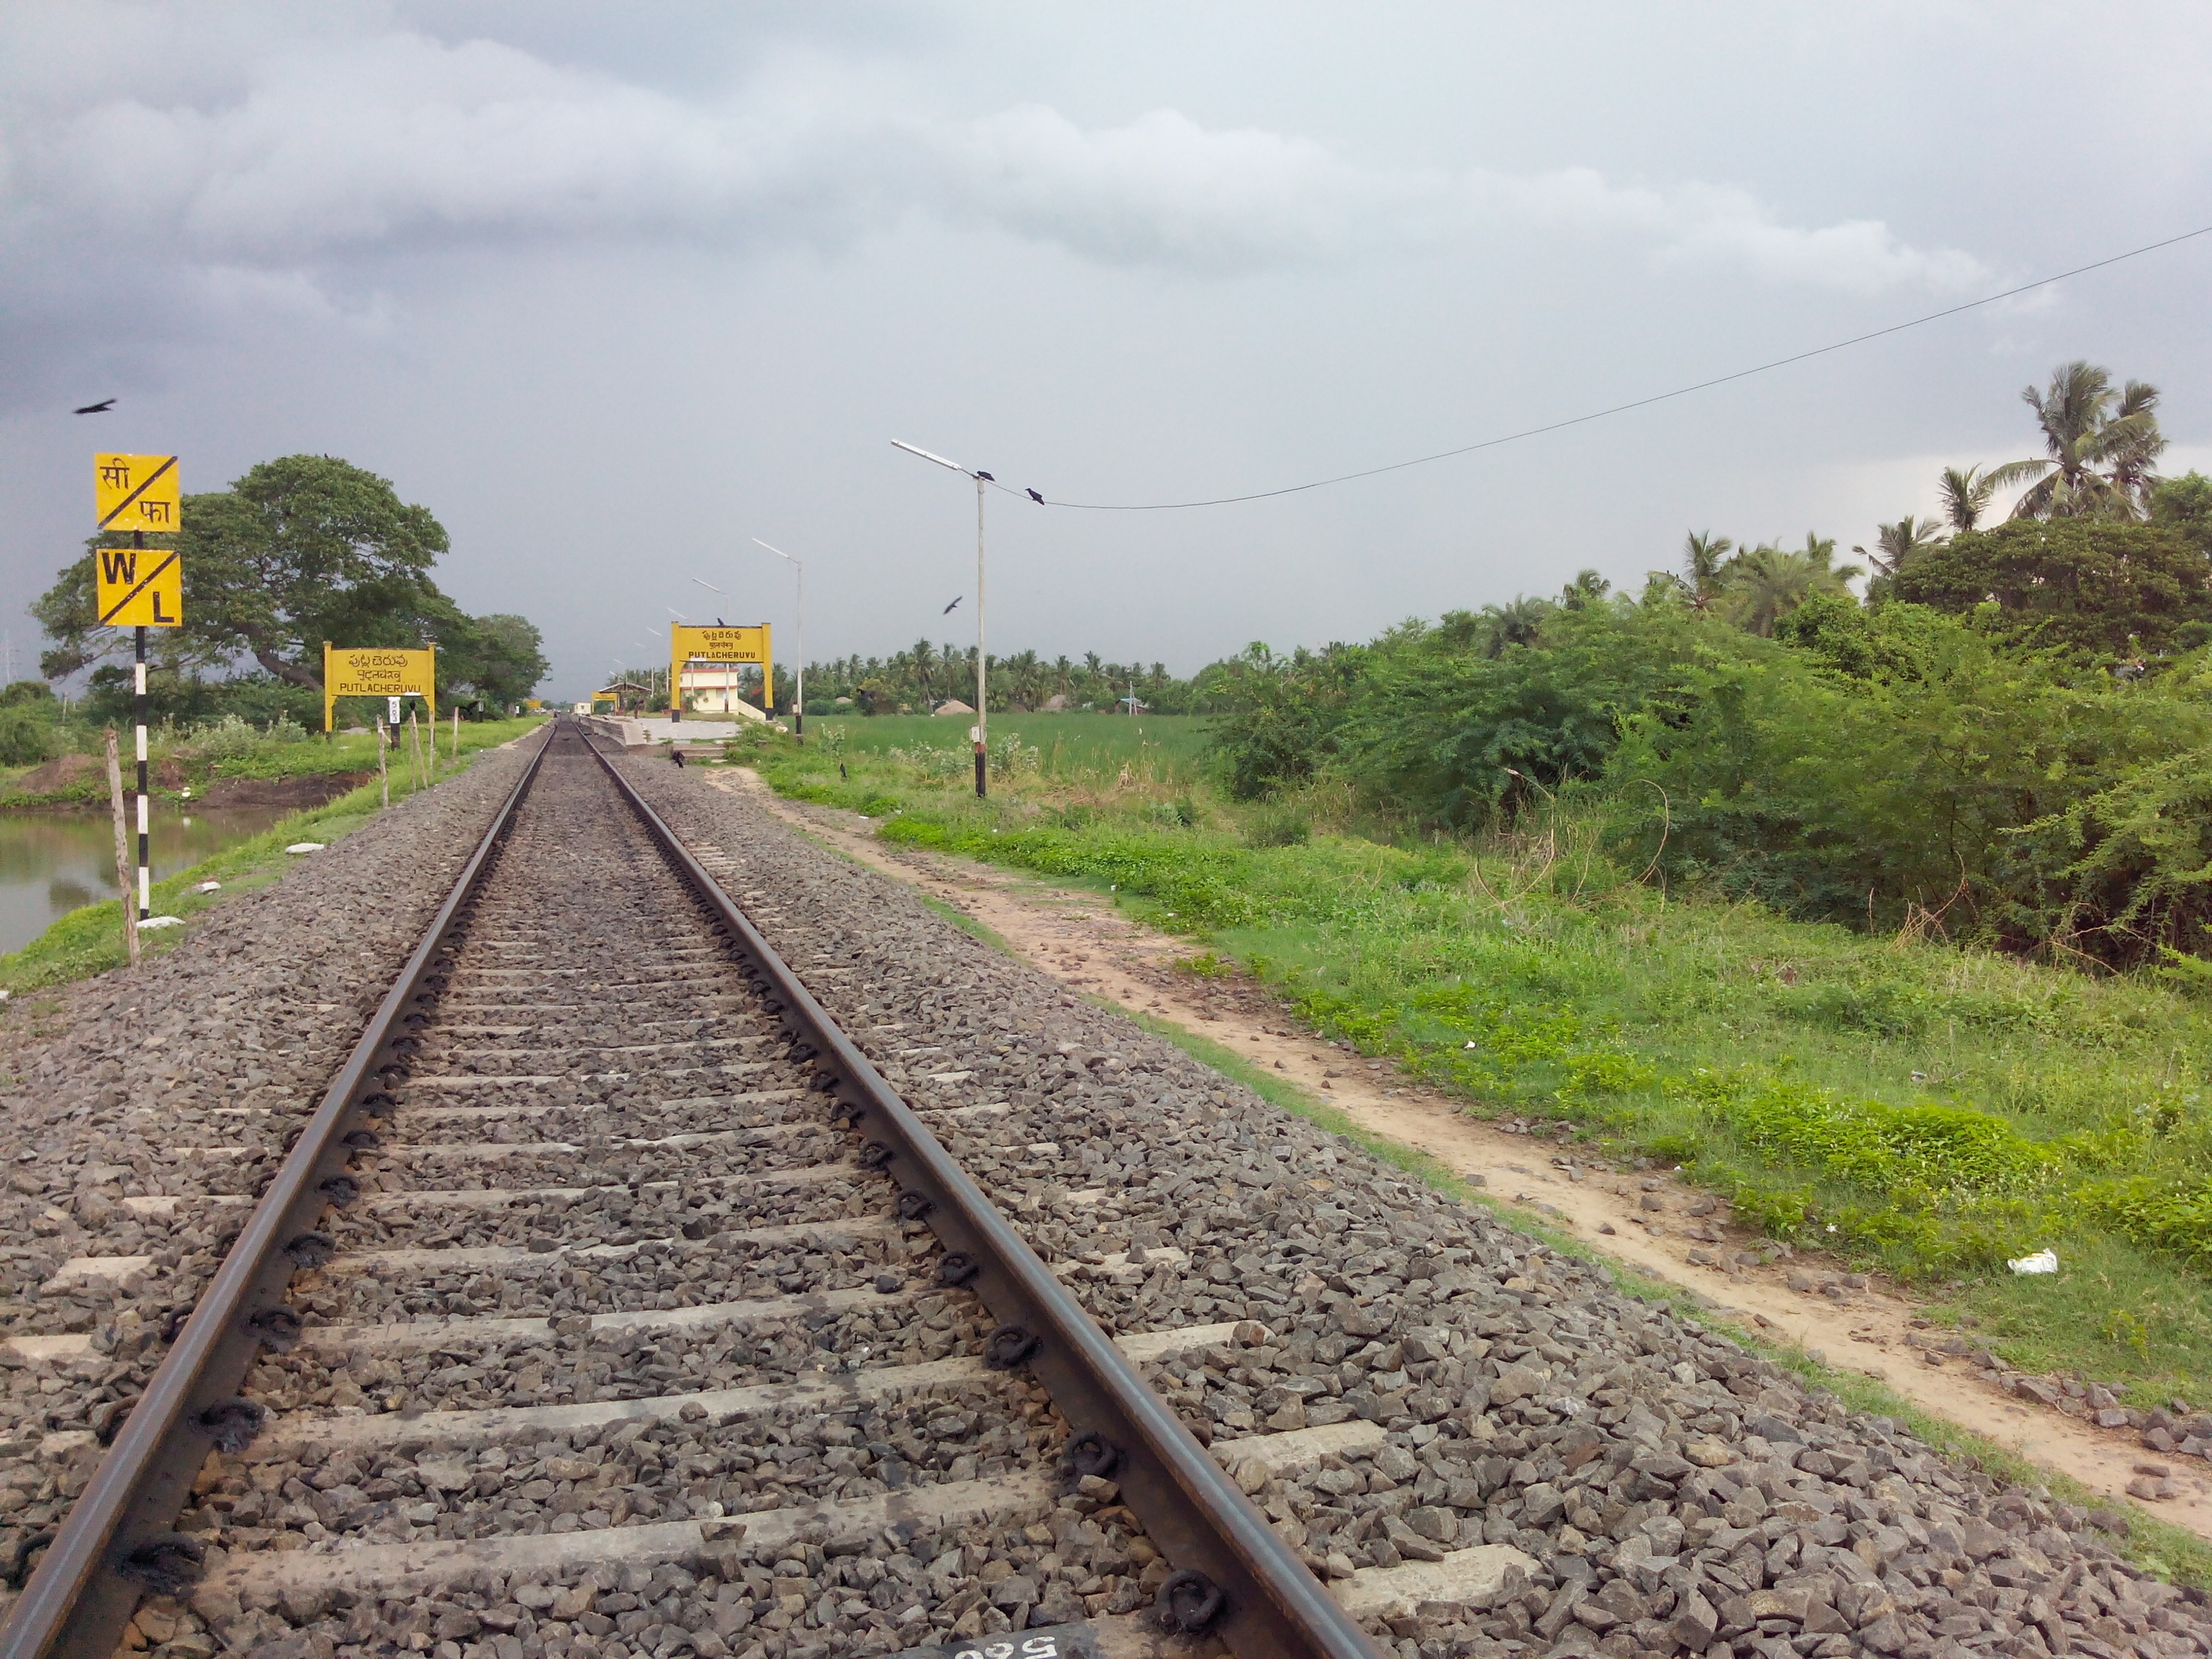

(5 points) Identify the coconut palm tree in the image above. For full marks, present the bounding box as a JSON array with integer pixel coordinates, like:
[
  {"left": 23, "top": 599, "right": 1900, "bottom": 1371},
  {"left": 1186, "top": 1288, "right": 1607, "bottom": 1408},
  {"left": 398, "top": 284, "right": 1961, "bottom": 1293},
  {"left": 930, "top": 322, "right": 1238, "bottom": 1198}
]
[
  {"left": 1853, "top": 516, "right": 1944, "bottom": 577},
  {"left": 1681, "top": 531, "right": 1734, "bottom": 610},
  {"left": 1471, "top": 596, "right": 1554, "bottom": 657},
  {"left": 1937, "top": 465, "right": 1996, "bottom": 533},
  {"left": 1723, "top": 536, "right": 1862, "bottom": 637},
  {"left": 1986, "top": 361, "right": 2166, "bottom": 521}
]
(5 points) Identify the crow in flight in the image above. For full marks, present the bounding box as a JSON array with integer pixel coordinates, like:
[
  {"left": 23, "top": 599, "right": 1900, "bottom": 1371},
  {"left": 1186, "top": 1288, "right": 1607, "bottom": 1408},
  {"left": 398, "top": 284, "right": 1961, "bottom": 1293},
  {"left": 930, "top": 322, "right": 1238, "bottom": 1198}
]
[
  {"left": 1026, "top": 489, "right": 1044, "bottom": 504},
  {"left": 943, "top": 596, "right": 963, "bottom": 615},
  {"left": 73, "top": 398, "right": 115, "bottom": 414}
]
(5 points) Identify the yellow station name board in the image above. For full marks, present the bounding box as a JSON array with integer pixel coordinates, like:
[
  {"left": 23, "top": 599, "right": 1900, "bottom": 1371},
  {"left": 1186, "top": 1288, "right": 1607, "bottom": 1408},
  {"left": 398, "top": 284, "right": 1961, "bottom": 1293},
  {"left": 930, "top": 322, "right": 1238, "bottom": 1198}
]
[
  {"left": 670, "top": 623, "right": 771, "bottom": 716},
  {"left": 323, "top": 643, "right": 436, "bottom": 731}
]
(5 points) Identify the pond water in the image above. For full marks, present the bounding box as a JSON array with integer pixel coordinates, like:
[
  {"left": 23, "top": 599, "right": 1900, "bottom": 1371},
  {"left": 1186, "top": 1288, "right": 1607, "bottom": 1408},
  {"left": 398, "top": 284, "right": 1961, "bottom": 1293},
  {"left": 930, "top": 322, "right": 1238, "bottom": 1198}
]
[{"left": 0, "top": 804, "right": 295, "bottom": 958}]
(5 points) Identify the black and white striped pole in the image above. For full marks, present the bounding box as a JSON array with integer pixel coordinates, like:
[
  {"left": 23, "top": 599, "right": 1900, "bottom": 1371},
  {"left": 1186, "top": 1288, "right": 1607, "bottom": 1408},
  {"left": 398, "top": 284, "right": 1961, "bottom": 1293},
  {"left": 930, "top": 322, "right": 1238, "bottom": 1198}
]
[{"left": 134, "top": 543, "right": 150, "bottom": 921}]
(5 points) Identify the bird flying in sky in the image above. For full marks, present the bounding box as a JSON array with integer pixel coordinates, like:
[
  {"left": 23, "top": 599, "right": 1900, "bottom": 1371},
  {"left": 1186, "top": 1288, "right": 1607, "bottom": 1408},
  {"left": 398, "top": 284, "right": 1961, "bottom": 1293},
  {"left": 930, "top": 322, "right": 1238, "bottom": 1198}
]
[
  {"left": 943, "top": 596, "right": 963, "bottom": 615},
  {"left": 1026, "top": 489, "right": 1044, "bottom": 504},
  {"left": 73, "top": 398, "right": 114, "bottom": 414}
]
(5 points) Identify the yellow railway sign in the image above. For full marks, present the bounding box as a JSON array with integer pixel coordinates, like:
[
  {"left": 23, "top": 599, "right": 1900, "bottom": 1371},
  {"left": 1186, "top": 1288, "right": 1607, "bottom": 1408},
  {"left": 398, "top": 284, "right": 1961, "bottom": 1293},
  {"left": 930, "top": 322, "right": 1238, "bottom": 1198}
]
[
  {"left": 95, "top": 454, "right": 181, "bottom": 534},
  {"left": 323, "top": 643, "right": 436, "bottom": 731},
  {"left": 95, "top": 545, "right": 184, "bottom": 628},
  {"left": 670, "top": 623, "right": 771, "bottom": 718}
]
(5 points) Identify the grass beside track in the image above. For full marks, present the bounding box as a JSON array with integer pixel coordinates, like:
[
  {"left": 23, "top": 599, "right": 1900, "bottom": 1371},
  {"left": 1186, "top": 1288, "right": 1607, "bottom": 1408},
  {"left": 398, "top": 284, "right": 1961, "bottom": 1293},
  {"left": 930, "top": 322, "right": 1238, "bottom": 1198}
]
[
  {"left": 744, "top": 726, "right": 2212, "bottom": 1416},
  {"left": 1125, "top": 1004, "right": 2212, "bottom": 1586},
  {"left": 0, "top": 718, "right": 546, "bottom": 994}
]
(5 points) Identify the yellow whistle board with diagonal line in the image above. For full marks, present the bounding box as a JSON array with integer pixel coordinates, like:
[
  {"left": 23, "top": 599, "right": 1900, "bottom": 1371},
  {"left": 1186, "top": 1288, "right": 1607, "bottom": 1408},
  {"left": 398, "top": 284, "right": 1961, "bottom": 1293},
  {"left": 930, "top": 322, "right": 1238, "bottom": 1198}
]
[
  {"left": 94, "top": 545, "right": 184, "bottom": 628},
  {"left": 94, "top": 453, "right": 181, "bottom": 534}
]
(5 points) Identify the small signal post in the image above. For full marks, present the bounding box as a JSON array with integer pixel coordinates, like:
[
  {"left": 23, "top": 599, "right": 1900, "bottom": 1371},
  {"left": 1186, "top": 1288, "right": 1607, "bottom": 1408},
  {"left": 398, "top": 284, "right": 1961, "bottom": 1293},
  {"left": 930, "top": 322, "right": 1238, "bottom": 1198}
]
[{"left": 94, "top": 453, "right": 184, "bottom": 921}]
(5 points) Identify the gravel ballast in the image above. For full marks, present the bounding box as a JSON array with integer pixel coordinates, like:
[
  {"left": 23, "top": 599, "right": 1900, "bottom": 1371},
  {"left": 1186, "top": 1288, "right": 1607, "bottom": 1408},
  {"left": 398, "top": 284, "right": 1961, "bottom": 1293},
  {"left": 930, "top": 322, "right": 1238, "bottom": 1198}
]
[
  {"left": 5, "top": 729, "right": 2205, "bottom": 1659},
  {"left": 0, "top": 739, "right": 544, "bottom": 1471},
  {"left": 603, "top": 755, "right": 2212, "bottom": 1659}
]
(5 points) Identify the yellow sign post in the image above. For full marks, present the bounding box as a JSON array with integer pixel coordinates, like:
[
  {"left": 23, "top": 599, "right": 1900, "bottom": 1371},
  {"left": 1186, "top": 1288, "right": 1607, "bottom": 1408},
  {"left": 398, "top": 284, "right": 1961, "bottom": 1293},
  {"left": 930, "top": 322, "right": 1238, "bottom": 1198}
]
[
  {"left": 95, "top": 454, "right": 186, "bottom": 926},
  {"left": 669, "top": 623, "right": 771, "bottom": 721},
  {"left": 94, "top": 454, "right": 182, "bottom": 535},
  {"left": 323, "top": 644, "right": 436, "bottom": 732},
  {"left": 94, "top": 544, "right": 184, "bottom": 628}
]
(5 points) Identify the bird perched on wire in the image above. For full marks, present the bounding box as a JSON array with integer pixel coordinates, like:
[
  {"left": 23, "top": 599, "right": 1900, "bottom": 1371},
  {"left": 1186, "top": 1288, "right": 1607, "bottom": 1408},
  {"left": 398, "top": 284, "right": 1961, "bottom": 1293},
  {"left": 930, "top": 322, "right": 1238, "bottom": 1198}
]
[
  {"left": 73, "top": 398, "right": 115, "bottom": 414},
  {"left": 943, "top": 596, "right": 963, "bottom": 615},
  {"left": 1026, "top": 489, "right": 1044, "bottom": 504}
]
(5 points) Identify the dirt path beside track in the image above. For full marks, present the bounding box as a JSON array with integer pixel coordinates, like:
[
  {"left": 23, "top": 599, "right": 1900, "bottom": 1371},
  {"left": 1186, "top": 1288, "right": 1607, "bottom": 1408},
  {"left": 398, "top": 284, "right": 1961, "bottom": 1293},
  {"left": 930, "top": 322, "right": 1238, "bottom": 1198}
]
[{"left": 710, "top": 767, "right": 2212, "bottom": 1543}]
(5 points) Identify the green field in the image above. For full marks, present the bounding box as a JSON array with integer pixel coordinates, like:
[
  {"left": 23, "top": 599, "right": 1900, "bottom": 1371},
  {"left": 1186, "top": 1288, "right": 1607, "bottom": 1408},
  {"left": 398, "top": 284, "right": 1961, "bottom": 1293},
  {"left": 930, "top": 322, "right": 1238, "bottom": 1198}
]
[
  {"left": 800, "top": 712, "right": 1210, "bottom": 792},
  {"left": 754, "top": 727, "right": 2212, "bottom": 1410},
  {"left": 1, "top": 715, "right": 531, "bottom": 808}
]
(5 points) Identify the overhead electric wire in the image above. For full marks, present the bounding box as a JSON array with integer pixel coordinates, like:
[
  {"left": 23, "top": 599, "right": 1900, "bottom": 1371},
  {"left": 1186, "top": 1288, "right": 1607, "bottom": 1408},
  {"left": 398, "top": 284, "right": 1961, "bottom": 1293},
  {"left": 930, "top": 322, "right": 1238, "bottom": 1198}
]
[{"left": 994, "top": 222, "right": 2212, "bottom": 512}]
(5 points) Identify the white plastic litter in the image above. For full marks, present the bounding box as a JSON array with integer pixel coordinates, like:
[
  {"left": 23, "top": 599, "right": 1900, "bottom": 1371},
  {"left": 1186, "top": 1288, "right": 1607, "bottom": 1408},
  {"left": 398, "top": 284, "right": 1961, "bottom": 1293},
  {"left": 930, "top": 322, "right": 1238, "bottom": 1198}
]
[
  {"left": 192, "top": 880, "right": 221, "bottom": 893},
  {"left": 284, "top": 842, "right": 325, "bottom": 854},
  {"left": 178, "top": 787, "right": 192, "bottom": 799},
  {"left": 140, "top": 916, "right": 185, "bottom": 930},
  {"left": 2007, "top": 1248, "right": 2059, "bottom": 1275}
]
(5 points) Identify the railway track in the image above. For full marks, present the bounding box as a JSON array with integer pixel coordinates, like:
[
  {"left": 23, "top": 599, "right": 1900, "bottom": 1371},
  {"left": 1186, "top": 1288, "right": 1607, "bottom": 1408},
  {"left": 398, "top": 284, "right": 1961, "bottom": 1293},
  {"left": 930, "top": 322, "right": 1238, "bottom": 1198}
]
[
  {"left": 8, "top": 718, "right": 2202, "bottom": 1659},
  {"left": 2, "top": 720, "right": 1378, "bottom": 1659}
]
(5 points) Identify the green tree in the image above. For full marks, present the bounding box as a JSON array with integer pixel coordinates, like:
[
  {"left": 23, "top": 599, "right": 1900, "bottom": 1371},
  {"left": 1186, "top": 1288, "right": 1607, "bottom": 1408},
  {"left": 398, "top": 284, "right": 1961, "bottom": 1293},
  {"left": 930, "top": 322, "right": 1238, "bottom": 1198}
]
[
  {"left": 1612, "top": 604, "right": 2212, "bottom": 955},
  {"left": 1938, "top": 464, "right": 1997, "bottom": 533},
  {"left": 1891, "top": 520, "right": 2212, "bottom": 655},
  {"left": 441, "top": 613, "right": 549, "bottom": 711},
  {"left": 1332, "top": 598, "right": 1728, "bottom": 826},
  {"left": 1201, "top": 642, "right": 1364, "bottom": 798},
  {"left": 1853, "top": 516, "right": 1944, "bottom": 578},
  {"left": 1721, "top": 535, "right": 1860, "bottom": 638},
  {"left": 39, "top": 455, "right": 451, "bottom": 687},
  {"left": 1681, "top": 531, "right": 1734, "bottom": 609},
  {"left": 2151, "top": 471, "right": 2212, "bottom": 555},
  {"left": 1985, "top": 361, "right": 2166, "bottom": 521}
]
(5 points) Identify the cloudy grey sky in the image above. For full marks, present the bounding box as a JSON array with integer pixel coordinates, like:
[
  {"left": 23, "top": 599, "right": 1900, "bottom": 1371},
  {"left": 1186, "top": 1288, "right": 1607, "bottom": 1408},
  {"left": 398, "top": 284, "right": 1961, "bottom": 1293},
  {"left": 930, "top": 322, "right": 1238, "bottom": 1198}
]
[{"left": 6, "top": 1, "right": 2209, "bottom": 699}]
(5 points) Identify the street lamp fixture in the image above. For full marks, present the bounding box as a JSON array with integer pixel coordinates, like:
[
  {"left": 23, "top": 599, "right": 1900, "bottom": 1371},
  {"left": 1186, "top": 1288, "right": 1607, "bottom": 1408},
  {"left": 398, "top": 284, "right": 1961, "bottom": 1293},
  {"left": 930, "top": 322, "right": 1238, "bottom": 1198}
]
[
  {"left": 892, "top": 440, "right": 991, "bottom": 797},
  {"left": 750, "top": 539, "right": 806, "bottom": 739}
]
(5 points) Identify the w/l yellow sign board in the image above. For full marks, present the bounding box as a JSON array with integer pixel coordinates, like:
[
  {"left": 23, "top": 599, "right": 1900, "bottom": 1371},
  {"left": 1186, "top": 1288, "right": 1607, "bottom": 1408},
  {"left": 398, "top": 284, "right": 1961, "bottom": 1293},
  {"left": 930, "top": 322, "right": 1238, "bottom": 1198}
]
[
  {"left": 670, "top": 623, "right": 771, "bottom": 719},
  {"left": 95, "top": 454, "right": 181, "bottom": 534},
  {"left": 95, "top": 545, "right": 183, "bottom": 628},
  {"left": 323, "top": 643, "right": 436, "bottom": 731}
]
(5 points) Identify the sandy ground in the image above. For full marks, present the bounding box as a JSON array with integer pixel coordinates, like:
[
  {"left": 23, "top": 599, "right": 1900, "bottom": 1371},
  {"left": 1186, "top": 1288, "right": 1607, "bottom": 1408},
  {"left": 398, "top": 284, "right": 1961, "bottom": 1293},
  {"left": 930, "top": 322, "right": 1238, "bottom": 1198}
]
[{"left": 705, "top": 768, "right": 2209, "bottom": 1540}]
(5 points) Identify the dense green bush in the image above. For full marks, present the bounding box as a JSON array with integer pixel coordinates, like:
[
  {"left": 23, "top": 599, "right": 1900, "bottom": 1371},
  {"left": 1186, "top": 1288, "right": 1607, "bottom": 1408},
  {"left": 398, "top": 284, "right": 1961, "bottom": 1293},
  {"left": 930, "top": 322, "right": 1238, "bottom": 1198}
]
[
  {"left": 0, "top": 705, "right": 56, "bottom": 766},
  {"left": 1892, "top": 518, "right": 2212, "bottom": 655},
  {"left": 1606, "top": 608, "right": 2212, "bottom": 956}
]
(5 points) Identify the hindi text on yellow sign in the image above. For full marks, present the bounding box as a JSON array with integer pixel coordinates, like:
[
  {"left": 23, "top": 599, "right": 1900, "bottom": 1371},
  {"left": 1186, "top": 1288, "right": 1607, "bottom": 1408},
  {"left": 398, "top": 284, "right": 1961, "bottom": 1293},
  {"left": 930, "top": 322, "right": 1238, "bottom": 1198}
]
[{"left": 94, "top": 454, "right": 182, "bottom": 534}]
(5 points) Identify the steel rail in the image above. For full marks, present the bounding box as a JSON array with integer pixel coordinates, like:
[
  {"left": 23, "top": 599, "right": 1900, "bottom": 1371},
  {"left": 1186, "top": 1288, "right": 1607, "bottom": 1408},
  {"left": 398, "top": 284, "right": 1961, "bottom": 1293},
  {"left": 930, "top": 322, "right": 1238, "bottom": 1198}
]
[
  {"left": 1, "top": 723, "right": 558, "bottom": 1659},
  {"left": 584, "top": 732, "right": 1384, "bottom": 1659}
]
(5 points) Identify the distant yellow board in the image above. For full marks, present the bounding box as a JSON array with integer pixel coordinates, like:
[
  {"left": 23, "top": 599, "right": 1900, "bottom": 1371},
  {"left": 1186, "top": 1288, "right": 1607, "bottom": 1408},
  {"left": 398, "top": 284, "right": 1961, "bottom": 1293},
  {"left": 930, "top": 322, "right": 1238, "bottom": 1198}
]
[
  {"left": 95, "top": 454, "right": 181, "bottom": 534},
  {"left": 95, "top": 545, "right": 183, "bottom": 628},
  {"left": 323, "top": 644, "right": 436, "bottom": 731},
  {"left": 670, "top": 623, "right": 771, "bottom": 715}
]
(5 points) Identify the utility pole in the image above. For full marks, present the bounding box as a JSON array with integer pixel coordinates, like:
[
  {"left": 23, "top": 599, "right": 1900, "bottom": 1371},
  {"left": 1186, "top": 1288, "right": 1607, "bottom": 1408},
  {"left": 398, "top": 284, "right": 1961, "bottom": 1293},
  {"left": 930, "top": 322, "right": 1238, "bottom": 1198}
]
[{"left": 893, "top": 441, "right": 991, "bottom": 798}]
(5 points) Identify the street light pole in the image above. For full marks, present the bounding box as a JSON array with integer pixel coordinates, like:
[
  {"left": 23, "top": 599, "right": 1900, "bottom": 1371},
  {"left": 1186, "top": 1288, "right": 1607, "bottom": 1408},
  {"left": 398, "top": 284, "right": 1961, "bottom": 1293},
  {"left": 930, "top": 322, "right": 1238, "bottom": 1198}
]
[
  {"left": 893, "top": 440, "right": 989, "bottom": 798},
  {"left": 973, "top": 474, "right": 986, "bottom": 795},
  {"left": 751, "top": 539, "right": 805, "bottom": 741}
]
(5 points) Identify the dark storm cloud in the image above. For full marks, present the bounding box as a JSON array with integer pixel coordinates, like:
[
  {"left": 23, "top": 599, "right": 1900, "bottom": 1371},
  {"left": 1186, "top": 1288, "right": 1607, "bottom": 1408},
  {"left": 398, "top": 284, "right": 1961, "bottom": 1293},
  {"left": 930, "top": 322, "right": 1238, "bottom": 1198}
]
[
  {"left": 2, "top": 3, "right": 1993, "bottom": 398},
  {"left": 3, "top": 2, "right": 2207, "bottom": 696}
]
